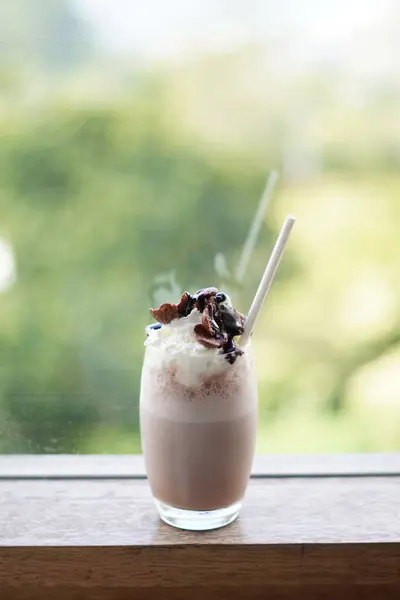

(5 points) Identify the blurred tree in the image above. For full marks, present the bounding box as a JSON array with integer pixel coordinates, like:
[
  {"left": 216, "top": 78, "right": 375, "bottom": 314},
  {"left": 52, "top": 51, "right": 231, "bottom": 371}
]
[
  {"left": 0, "top": 91, "right": 284, "bottom": 452},
  {"left": 1, "top": 36, "right": 400, "bottom": 454}
]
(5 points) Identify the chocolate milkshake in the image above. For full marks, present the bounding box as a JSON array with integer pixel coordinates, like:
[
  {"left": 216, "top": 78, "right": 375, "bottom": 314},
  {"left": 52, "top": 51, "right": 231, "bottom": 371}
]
[{"left": 140, "top": 288, "right": 258, "bottom": 530}]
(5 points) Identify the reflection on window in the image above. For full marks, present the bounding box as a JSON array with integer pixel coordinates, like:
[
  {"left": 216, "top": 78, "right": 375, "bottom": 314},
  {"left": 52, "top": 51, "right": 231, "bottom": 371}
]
[{"left": 1, "top": 0, "right": 400, "bottom": 453}]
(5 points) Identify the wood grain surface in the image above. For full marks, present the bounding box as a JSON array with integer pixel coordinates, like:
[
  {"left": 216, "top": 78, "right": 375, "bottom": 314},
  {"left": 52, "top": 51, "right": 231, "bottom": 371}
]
[
  {"left": 1, "top": 477, "right": 400, "bottom": 546},
  {"left": 1, "top": 476, "right": 400, "bottom": 599}
]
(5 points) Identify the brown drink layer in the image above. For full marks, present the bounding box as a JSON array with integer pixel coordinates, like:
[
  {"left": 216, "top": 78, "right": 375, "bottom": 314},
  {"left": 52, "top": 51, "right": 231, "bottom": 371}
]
[{"left": 140, "top": 348, "right": 257, "bottom": 511}]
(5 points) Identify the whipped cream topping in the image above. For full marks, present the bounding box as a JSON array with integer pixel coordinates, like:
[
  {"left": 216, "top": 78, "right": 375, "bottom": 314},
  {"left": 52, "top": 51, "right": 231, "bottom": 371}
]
[
  {"left": 143, "top": 287, "right": 247, "bottom": 385},
  {"left": 144, "top": 310, "right": 230, "bottom": 387},
  {"left": 145, "top": 310, "right": 219, "bottom": 357}
]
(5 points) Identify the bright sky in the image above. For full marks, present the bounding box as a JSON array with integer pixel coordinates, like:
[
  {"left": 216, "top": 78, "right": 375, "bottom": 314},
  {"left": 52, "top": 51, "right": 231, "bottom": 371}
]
[{"left": 73, "top": 0, "right": 394, "bottom": 63}]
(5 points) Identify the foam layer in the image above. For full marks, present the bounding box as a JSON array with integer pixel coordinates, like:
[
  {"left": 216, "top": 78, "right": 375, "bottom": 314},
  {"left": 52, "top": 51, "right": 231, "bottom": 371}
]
[{"left": 140, "top": 358, "right": 257, "bottom": 421}]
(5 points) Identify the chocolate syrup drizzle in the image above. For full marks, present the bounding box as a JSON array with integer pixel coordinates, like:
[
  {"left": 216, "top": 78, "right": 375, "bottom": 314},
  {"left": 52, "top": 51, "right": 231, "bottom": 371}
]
[{"left": 149, "top": 288, "right": 246, "bottom": 364}]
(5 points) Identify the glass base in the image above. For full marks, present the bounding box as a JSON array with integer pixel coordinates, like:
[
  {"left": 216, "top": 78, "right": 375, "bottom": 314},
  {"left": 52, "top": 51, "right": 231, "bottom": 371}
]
[{"left": 154, "top": 498, "right": 241, "bottom": 531}]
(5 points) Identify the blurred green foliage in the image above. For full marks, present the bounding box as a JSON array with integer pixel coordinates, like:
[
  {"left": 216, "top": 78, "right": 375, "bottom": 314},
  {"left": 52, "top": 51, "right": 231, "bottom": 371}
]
[
  {"left": 0, "top": 97, "right": 282, "bottom": 452},
  {"left": 1, "top": 1, "right": 400, "bottom": 454}
]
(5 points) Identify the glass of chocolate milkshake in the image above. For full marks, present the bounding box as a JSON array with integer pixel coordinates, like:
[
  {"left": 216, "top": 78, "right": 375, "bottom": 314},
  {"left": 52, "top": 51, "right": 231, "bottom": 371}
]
[{"left": 140, "top": 288, "right": 257, "bottom": 531}]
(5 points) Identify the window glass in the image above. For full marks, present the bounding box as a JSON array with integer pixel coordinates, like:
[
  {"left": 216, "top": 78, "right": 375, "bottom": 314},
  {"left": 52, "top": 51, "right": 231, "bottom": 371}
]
[{"left": 1, "top": 0, "right": 400, "bottom": 453}]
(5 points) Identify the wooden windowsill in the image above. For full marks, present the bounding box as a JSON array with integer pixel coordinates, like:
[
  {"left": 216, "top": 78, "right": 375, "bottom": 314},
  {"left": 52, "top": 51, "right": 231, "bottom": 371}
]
[
  {"left": 1, "top": 454, "right": 400, "bottom": 599},
  {"left": 1, "top": 452, "right": 400, "bottom": 479}
]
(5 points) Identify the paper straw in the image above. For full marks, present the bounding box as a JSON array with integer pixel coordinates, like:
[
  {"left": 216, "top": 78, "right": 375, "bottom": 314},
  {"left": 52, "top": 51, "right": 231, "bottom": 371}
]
[{"left": 240, "top": 215, "right": 296, "bottom": 346}]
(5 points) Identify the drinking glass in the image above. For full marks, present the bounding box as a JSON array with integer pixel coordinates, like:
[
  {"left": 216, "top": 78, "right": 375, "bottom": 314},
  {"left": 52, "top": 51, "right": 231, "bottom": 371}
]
[{"left": 140, "top": 344, "right": 258, "bottom": 531}]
